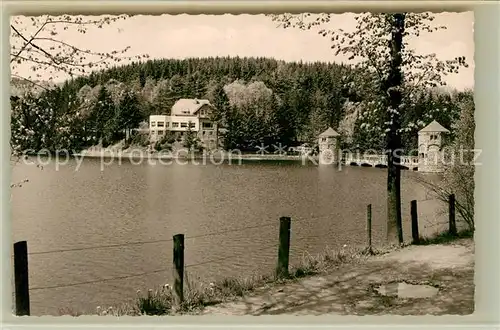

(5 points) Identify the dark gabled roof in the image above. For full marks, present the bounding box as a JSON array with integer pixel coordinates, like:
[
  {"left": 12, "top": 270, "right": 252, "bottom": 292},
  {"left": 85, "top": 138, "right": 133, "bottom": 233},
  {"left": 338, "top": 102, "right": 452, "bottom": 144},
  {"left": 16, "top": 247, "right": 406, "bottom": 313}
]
[{"left": 171, "top": 99, "right": 212, "bottom": 116}]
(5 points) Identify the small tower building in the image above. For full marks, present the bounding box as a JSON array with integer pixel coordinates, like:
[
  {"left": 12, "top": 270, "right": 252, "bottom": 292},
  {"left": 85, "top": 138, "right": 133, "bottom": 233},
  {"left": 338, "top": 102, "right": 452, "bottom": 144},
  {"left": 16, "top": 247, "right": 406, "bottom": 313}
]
[
  {"left": 418, "top": 120, "right": 450, "bottom": 172},
  {"left": 318, "top": 127, "right": 340, "bottom": 165}
]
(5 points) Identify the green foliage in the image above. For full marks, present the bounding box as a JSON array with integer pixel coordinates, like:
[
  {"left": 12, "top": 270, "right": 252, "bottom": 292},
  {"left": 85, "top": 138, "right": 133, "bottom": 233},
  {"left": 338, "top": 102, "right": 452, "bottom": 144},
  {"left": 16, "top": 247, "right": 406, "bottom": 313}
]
[
  {"left": 207, "top": 82, "right": 230, "bottom": 123},
  {"left": 137, "top": 287, "right": 173, "bottom": 316},
  {"left": 10, "top": 86, "right": 87, "bottom": 154},
  {"left": 269, "top": 13, "right": 468, "bottom": 144},
  {"left": 11, "top": 55, "right": 471, "bottom": 155},
  {"left": 89, "top": 86, "right": 116, "bottom": 146},
  {"left": 154, "top": 131, "right": 176, "bottom": 152},
  {"left": 416, "top": 228, "right": 474, "bottom": 245},
  {"left": 117, "top": 90, "right": 144, "bottom": 140},
  {"left": 269, "top": 12, "right": 469, "bottom": 245},
  {"left": 183, "top": 122, "right": 202, "bottom": 151},
  {"left": 130, "top": 131, "right": 150, "bottom": 147}
]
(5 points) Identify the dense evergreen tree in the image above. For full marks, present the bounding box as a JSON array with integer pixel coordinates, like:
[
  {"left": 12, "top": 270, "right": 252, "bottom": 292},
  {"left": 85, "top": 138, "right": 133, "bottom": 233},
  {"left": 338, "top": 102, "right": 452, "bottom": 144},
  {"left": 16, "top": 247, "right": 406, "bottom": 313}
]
[
  {"left": 206, "top": 82, "right": 230, "bottom": 148},
  {"left": 89, "top": 87, "right": 116, "bottom": 146},
  {"left": 117, "top": 90, "right": 143, "bottom": 141}
]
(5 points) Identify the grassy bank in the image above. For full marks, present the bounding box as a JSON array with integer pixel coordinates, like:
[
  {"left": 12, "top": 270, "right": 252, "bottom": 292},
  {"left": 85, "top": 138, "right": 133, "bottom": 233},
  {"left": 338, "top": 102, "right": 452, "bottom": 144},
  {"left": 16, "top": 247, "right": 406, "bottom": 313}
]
[
  {"left": 84, "top": 244, "right": 390, "bottom": 316},
  {"left": 59, "top": 229, "right": 473, "bottom": 316},
  {"left": 416, "top": 228, "right": 473, "bottom": 245}
]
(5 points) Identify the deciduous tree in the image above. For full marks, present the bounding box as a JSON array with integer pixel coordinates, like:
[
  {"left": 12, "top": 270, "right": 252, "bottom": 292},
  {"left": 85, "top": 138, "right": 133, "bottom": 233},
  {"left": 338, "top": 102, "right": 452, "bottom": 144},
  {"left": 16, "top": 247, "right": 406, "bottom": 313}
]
[{"left": 269, "top": 12, "right": 468, "bottom": 243}]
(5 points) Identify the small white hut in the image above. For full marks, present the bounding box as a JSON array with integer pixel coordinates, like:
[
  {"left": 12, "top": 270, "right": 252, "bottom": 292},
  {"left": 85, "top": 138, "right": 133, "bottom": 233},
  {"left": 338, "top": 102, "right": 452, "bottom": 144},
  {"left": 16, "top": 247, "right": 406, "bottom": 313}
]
[
  {"left": 418, "top": 120, "right": 450, "bottom": 173},
  {"left": 318, "top": 127, "right": 340, "bottom": 165}
]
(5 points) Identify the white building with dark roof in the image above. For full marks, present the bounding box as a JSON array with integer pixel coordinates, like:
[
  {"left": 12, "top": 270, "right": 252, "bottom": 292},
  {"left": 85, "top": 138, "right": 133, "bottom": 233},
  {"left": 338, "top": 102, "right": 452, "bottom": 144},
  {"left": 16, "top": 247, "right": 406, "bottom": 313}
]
[{"left": 149, "top": 98, "right": 220, "bottom": 149}]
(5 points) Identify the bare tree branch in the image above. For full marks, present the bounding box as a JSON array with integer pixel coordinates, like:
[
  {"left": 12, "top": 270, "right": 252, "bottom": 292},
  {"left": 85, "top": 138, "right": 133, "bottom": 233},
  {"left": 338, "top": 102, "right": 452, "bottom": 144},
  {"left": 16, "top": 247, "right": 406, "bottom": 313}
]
[{"left": 10, "top": 14, "right": 148, "bottom": 86}]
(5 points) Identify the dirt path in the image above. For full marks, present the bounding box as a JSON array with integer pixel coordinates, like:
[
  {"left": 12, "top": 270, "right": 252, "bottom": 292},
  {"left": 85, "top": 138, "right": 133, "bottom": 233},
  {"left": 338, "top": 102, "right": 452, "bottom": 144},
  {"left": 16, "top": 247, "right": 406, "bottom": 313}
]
[{"left": 199, "top": 239, "right": 474, "bottom": 316}]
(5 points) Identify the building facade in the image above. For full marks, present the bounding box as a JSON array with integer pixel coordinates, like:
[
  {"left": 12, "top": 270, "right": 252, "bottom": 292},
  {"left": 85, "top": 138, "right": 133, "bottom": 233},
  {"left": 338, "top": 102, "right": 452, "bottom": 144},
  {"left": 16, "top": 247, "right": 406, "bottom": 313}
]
[
  {"left": 149, "top": 99, "right": 219, "bottom": 149},
  {"left": 418, "top": 120, "right": 450, "bottom": 173}
]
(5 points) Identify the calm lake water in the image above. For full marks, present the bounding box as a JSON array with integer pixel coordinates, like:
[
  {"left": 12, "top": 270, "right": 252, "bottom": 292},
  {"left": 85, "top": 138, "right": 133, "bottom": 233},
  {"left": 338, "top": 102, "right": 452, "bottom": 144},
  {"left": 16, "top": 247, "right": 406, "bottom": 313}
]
[{"left": 11, "top": 157, "right": 446, "bottom": 315}]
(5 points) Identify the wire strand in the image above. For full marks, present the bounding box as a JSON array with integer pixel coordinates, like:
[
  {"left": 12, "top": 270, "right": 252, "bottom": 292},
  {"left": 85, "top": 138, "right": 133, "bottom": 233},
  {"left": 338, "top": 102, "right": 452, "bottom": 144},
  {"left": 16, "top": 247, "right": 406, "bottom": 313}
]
[
  {"left": 29, "top": 268, "right": 170, "bottom": 291},
  {"left": 28, "top": 238, "right": 174, "bottom": 256},
  {"left": 30, "top": 242, "right": 280, "bottom": 290},
  {"left": 27, "top": 221, "right": 279, "bottom": 256}
]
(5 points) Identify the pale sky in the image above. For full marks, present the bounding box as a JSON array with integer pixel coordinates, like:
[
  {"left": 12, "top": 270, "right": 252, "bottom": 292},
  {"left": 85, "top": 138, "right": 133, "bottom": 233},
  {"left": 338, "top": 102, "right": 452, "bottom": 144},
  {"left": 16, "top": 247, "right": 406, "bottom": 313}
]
[{"left": 11, "top": 12, "right": 474, "bottom": 90}]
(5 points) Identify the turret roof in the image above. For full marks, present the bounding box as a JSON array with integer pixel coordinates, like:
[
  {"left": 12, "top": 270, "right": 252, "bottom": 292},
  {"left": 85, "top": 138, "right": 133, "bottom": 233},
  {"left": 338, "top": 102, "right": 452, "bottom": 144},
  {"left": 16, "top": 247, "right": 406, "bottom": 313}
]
[
  {"left": 319, "top": 127, "right": 340, "bottom": 137},
  {"left": 419, "top": 120, "right": 450, "bottom": 133}
]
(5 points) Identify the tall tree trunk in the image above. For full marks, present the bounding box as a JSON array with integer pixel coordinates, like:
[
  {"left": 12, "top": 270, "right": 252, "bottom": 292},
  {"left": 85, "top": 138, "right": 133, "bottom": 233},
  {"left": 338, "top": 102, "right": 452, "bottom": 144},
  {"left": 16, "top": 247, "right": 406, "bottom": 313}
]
[{"left": 386, "top": 13, "right": 405, "bottom": 244}]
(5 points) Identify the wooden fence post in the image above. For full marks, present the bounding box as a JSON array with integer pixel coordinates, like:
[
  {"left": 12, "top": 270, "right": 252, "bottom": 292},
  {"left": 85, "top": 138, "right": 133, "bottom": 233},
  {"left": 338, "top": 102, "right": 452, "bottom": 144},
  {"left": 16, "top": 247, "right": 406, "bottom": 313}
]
[
  {"left": 276, "top": 216, "right": 291, "bottom": 279},
  {"left": 449, "top": 194, "right": 457, "bottom": 236},
  {"left": 172, "top": 234, "right": 184, "bottom": 308},
  {"left": 411, "top": 200, "right": 420, "bottom": 245},
  {"left": 14, "top": 241, "right": 30, "bottom": 316},
  {"left": 366, "top": 204, "right": 372, "bottom": 253}
]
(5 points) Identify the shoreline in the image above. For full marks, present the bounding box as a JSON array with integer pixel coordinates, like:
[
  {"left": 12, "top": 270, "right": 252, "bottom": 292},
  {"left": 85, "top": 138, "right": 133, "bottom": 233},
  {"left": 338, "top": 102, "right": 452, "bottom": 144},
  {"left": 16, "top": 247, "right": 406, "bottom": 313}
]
[{"left": 71, "top": 150, "right": 315, "bottom": 162}]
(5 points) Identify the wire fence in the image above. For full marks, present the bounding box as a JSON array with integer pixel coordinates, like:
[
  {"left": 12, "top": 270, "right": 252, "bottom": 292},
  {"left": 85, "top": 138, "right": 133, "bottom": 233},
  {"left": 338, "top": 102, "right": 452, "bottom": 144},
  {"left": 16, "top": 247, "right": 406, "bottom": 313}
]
[
  {"left": 27, "top": 238, "right": 174, "bottom": 256},
  {"left": 28, "top": 240, "right": 281, "bottom": 292},
  {"left": 16, "top": 219, "right": 283, "bottom": 294},
  {"left": 12, "top": 195, "right": 456, "bottom": 316}
]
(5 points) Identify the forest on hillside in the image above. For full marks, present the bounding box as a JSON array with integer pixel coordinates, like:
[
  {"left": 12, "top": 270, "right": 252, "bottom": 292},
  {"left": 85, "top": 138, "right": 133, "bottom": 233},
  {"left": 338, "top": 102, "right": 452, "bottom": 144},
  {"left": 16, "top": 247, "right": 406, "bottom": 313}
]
[{"left": 10, "top": 56, "right": 472, "bottom": 154}]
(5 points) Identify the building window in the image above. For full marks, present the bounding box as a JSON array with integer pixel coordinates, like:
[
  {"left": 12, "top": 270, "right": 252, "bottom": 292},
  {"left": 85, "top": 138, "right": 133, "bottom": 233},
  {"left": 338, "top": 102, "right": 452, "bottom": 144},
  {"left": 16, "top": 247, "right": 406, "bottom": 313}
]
[
  {"left": 157, "top": 121, "right": 165, "bottom": 127},
  {"left": 172, "top": 122, "right": 179, "bottom": 128},
  {"left": 202, "top": 122, "right": 213, "bottom": 129},
  {"left": 209, "top": 131, "right": 213, "bottom": 135},
  {"left": 189, "top": 122, "right": 196, "bottom": 128},
  {"left": 321, "top": 137, "right": 326, "bottom": 142},
  {"left": 158, "top": 130, "right": 164, "bottom": 135},
  {"left": 180, "top": 132, "right": 184, "bottom": 136},
  {"left": 166, "top": 122, "right": 170, "bottom": 128},
  {"left": 202, "top": 131, "right": 206, "bottom": 135},
  {"left": 151, "top": 122, "right": 156, "bottom": 127},
  {"left": 180, "top": 123, "right": 188, "bottom": 128}
]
